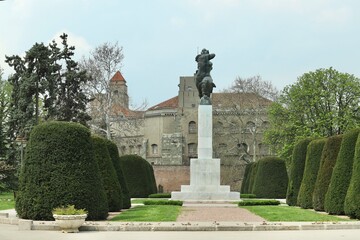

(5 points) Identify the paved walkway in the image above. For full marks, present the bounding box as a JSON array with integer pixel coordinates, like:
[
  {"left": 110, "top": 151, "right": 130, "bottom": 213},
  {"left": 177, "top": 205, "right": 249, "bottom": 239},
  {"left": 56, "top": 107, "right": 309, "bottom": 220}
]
[{"left": 177, "top": 202, "right": 265, "bottom": 222}]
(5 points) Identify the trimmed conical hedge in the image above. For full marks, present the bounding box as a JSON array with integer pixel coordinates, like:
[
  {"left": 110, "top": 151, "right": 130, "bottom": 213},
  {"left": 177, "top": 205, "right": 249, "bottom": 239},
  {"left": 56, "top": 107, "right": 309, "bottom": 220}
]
[
  {"left": 297, "top": 138, "right": 326, "bottom": 209},
  {"left": 104, "top": 139, "right": 131, "bottom": 209},
  {"left": 312, "top": 135, "right": 343, "bottom": 211},
  {"left": 248, "top": 161, "right": 259, "bottom": 194},
  {"left": 119, "top": 155, "right": 157, "bottom": 198},
  {"left": 15, "top": 121, "right": 108, "bottom": 220},
  {"left": 240, "top": 162, "right": 254, "bottom": 194},
  {"left": 325, "top": 129, "right": 360, "bottom": 215},
  {"left": 344, "top": 131, "right": 360, "bottom": 219},
  {"left": 91, "top": 135, "right": 123, "bottom": 211},
  {"left": 286, "top": 138, "right": 312, "bottom": 206},
  {"left": 252, "top": 157, "right": 288, "bottom": 198}
]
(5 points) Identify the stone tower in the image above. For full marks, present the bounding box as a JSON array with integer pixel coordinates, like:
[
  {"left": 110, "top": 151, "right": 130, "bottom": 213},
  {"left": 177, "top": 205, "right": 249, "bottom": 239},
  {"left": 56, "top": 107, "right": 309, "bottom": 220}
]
[{"left": 109, "top": 71, "right": 129, "bottom": 109}]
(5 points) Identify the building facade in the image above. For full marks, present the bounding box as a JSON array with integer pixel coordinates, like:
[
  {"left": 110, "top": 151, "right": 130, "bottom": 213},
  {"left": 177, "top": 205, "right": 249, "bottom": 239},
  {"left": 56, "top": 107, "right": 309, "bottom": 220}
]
[{"left": 95, "top": 72, "right": 272, "bottom": 192}]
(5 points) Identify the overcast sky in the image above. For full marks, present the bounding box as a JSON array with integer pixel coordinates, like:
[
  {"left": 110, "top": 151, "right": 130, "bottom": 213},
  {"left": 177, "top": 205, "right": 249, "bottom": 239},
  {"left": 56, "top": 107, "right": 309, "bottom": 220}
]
[{"left": 1, "top": 0, "right": 360, "bottom": 107}]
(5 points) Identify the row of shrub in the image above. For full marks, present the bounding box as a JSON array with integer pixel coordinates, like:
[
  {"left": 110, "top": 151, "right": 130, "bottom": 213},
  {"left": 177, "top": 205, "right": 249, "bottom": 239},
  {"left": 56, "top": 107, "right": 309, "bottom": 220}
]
[
  {"left": 241, "top": 157, "right": 288, "bottom": 199},
  {"left": 286, "top": 129, "right": 360, "bottom": 219},
  {"left": 15, "top": 121, "right": 157, "bottom": 221}
]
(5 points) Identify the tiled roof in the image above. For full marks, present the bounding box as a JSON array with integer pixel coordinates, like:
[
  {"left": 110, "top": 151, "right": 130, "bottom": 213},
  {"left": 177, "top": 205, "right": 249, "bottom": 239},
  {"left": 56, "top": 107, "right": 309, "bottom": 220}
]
[
  {"left": 147, "top": 96, "right": 179, "bottom": 111},
  {"left": 212, "top": 92, "right": 272, "bottom": 108},
  {"left": 110, "top": 71, "right": 126, "bottom": 82},
  {"left": 111, "top": 104, "right": 144, "bottom": 118}
]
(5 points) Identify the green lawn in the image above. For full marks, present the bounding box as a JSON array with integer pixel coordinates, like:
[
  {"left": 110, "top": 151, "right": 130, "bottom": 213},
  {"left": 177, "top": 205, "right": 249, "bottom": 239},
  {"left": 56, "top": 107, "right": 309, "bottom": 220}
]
[
  {"left": 0, "top": 192, "right": 15, "bottom": 211},
  {"left": 111, "top": 205, "right": 181, "bottom": 222},
  {"left": 241, "top": 205, "right": 351, "bottom": 222},
  {"left": 131, "top": 198, "right": 169, "bottom": 204}
]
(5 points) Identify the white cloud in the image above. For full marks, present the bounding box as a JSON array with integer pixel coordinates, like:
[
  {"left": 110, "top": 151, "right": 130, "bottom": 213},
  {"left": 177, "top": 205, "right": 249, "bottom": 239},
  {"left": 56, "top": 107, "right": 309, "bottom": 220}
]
[{"left": 315, "top": 6, "right": 352, "bottom": 26}]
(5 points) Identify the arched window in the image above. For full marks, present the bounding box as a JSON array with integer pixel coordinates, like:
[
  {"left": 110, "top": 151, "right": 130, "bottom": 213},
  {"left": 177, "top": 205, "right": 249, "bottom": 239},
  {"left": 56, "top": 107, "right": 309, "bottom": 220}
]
[
  {"left": 246, "top": 121, "right": 255, "bottom": 132},
  {"left": 189, "top": 121, "right": 197, "bottom": 134},
  {"left": 129, "top": 145, "right": 134, "bottom": 154},
  {"left": 188, "top": 143, "right": 197, "bottom": 157},
  {"left": 151, "top": 144, "right": 158, "bottom": 155},
  {"left": 237, "top": 142, "right": 248, "bottom": 152}
]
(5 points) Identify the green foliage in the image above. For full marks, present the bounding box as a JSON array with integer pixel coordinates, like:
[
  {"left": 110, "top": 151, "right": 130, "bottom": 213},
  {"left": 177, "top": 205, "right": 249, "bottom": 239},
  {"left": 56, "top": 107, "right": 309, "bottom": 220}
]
[
  {"left": 297, "top": 139, "right": 326, "bottom": 209},
  {"left": 238, "top": 200, "right": 280, "bottom": 206},
  {"left": 313, "top": 135, "right": 343, "bottom": 211},
  {"left": 344, "top": 131, "right": 360, "bottom": 219},
  {"left": 52, "top": 205, "right": 88, "bottom": 215},
  {"left": 286, "top": 138, "right": 312, "bottom": 206},
  {"left": 252, "top": 157, "right": 288, "bottom": 198},
  {"left": 143, "top": 200, "right": 183, "bottom": 206},
  {"left": 148, "top": 193, "right": 171, "bottom": 198},
  {"left": 240, "top": 194, "right": 257, "bottom": 198},
  {"left": 15, "top": 121, "right": 108, "bottom": 220},
  {"left": 325, "top": 129, "right": 360, "bottom": 215},
  {"left": 104, "top": 139, "right": 131, "bottom": 209},
  {"left": 91, "top": 135, "right": 122, "bottom": 211},
  {"left": 240, "top": 162, "right": 253, "bottom": 194},
  {"left": 119, "top": 155, "right": 157, "bottom": 198},
  {"left": 247, "top": 161, "right": 259, "bottom": 194},
  {"left": 5, "top": 33, "right": 91, "bottom": 140},
  {"left": 265, "top": 67, "right": 360, "bottom": 160}
]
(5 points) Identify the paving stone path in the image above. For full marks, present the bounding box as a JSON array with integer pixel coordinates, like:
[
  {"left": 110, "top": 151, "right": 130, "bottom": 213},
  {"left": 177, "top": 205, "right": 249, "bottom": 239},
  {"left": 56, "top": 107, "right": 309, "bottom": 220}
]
[{"left": 176, "top": 202, "right": 265, "bottom": 222}]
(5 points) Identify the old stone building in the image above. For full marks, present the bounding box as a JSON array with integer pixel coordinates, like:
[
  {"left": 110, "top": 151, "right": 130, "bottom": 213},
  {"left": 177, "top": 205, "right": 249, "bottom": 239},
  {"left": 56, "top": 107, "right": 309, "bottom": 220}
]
[{"left": 95, "top": 71, "right": 272, "bottom": 192}]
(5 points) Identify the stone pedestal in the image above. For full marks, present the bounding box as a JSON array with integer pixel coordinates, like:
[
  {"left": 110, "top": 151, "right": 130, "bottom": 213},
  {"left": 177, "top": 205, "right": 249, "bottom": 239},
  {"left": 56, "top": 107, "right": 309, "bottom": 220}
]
[{"left": 171, "top": 105, "right": 240, "bottom": 201}]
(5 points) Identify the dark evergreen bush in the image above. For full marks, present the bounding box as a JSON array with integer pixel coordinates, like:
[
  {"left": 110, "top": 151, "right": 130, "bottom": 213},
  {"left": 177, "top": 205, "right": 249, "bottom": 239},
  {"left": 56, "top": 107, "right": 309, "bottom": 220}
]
[
  {"left": 15, "top": 121, "right": 108, "bottom": 221},
  {"left": 252, "top": 157, "right": 288, "bottom": 198},
  {"left": 286, "top": 138, "right": 312, "bottom": 206},
  {"left": 105, "top": 139, "right": 131, "bottom": 209},
  {"left": 240, "top": 162, "right": 253, "bottom": 194},
  {"left": 119, "top": 155, "right": 157, "bottom": 198},
  {"left": 238, "top": 199, "right": 280, "bottom": 206},
  {"left": 344, "top": 130, "right": 360, "bottom": 219},
  {"left": 325, "top": 129, "right": 360, "bottom": 215},
  {"left": 313, "top": 135, "right": 343, "bottom": 211},
  {"left": 148, "top": 193, "right": 171, "bottom": 198},
  {"left": 297, "top": 138, "right": 326, "bottom": 209},
  {"left": 247, "top": 161, "right": 259, "bottom": 194},
  {"left": 91, "top": 135, "right": 122, "bottom": 211},
  {"left": 143, "top": 200, "right": 183, "bottom": 206}
]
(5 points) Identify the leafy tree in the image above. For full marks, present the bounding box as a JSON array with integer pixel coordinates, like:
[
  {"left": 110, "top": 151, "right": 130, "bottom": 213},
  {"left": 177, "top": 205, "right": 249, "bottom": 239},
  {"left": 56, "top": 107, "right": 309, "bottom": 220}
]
[
  {"left": 5, "top": 33, "right": 91, "bottom": 140},
  {"left": 80, "top": 42, "right": 124, "bottom": 139},
  {"left": 265, "top": 67, "right": 360, "bottom": 161}
]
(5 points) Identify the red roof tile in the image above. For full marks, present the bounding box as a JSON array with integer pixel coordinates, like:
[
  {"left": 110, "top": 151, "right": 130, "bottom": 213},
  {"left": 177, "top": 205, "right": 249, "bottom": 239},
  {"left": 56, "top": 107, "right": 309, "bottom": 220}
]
[
  {"left": 110, "top": 71, "right": 126, "bottom": 82},
  {"left": 148, "top": 96, "right": 178, "bottom": 110}
]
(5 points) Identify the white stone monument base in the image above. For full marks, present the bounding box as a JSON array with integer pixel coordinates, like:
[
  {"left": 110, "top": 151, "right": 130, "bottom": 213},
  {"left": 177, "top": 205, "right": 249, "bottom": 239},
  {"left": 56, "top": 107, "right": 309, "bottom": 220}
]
[{"left": 171, "top": 159, "right": 240, "bottom": 201}]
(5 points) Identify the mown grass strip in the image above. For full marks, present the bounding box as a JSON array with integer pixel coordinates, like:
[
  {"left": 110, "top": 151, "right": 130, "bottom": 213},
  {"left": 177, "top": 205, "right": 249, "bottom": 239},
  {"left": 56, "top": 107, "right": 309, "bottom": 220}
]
[
  {"left": 111, "top": 205, "right": 181, "bottom": 222},
  {"left": 0, "top": 192, "right": 15, "bottom": 211},
  {"left": 241, "top": 205, "right": 351, "bottom": 222}
]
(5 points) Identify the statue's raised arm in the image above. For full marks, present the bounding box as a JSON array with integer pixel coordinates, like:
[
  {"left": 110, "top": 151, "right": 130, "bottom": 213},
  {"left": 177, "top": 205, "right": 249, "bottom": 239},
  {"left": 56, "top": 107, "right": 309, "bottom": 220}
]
[{"left": 194, "top": 49, "right": 216, "bottom": 105}]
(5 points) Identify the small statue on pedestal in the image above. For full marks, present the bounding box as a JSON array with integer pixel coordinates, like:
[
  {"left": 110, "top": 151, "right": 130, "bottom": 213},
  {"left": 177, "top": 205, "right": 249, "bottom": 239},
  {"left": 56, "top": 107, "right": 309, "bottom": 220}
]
[{"left": 194, "top": 49, "right": 216, "bottom": 105}]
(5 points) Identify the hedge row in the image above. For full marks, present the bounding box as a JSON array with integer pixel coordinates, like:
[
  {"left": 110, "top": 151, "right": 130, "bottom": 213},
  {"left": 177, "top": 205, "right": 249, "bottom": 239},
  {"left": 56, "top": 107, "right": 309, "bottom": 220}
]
[
  {"left": 15, "top": 122, "right": 109, "bottom": 220},
  {"left": 312, "top": 135, "right": 343, "bottom": 211},
  {"left": 16, "top": 121, "right": 157, "bottom": 221},
  {"left": 297, "top": 138, "right": 326, "bottom": 209},
  {"left": 290, "top": 129, "right": 360, "bottom": 220},
  {"left": 286, "top": 138, "right": 312, "bottom": 206},
  {"left": 119, "top": 155, "right": 157, "bottom": 198},
  {"left": 240, "top": 157, "right": 288, "bottom": 198},
  {"left": 325, "top": 129, "right": 360, "bottom": 214}
]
